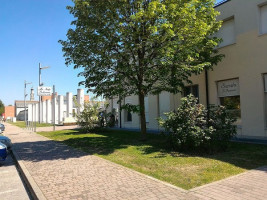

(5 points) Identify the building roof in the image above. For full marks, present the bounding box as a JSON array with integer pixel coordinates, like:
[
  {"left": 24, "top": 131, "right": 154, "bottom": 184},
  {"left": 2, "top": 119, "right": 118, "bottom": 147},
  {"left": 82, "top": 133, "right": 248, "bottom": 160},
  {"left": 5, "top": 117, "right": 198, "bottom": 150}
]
[
  {"left": 15, "top": 100, "right": 39, "bottom": 108},
  {"left": 214, "top": 0, "right": 230, "bottom": 8}
]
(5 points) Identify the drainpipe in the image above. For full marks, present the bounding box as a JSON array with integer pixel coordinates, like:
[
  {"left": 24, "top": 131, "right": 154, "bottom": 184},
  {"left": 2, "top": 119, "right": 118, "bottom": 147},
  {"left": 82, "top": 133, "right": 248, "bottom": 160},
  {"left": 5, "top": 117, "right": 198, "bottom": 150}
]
[
  {"left": 157, "top": 94, "right": 160, "bottom": 131},
  {"left": 119, "top": 97, "right": 122, "bottom": 128},
  {"left": 205, "top": 69, "right": 210, "bottom": 119}
]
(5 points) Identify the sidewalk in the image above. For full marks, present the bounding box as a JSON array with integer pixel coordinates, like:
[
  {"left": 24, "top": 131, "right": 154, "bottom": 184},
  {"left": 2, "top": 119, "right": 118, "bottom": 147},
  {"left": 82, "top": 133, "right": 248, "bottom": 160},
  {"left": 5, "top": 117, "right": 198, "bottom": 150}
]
[
  {"left": 0, "top": 154, "right": 30, "bottom": 200},
  {"left": 3, "top": 122, "right": 267, "bottom": 200},
  {"left": 3, "top": 123, "right": 195, "bottom": 200}
]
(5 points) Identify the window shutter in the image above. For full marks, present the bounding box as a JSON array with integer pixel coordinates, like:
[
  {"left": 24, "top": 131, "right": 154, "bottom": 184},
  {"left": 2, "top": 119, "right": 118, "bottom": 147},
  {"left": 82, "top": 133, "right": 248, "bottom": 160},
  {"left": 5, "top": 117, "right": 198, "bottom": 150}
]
[
  {"left": 260, "top": 5, "right": 267, "bottom": 34},
  {"left": 264, "top": 74, "right": 267, "bottom": 92},
  {"left": 216, "top": 18, "right": 235, "bottom": 47}
]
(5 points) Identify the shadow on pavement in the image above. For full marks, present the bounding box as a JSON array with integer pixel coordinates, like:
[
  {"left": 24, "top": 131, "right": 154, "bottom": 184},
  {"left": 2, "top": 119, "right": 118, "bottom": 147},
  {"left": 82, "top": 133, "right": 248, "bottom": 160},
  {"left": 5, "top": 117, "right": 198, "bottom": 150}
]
[
  {"left": 10, "top": 128, "right": 267, "bottom": 172},
  {"left": 13, "top": 140, "right": 87, "bottom": 163},
  {"left": 0, "top": 154, "right": 14, "bottom": 167}
]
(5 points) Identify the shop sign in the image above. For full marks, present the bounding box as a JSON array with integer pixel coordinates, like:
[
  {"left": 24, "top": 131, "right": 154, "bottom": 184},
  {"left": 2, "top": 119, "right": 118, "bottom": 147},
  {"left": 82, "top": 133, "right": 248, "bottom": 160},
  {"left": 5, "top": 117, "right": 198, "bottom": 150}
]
[
  {"left": 38, "top": 86, "right": 52, "bottom": 96},
  {"left": 218, "top": 79, "right": 239, "bottom": 97}
]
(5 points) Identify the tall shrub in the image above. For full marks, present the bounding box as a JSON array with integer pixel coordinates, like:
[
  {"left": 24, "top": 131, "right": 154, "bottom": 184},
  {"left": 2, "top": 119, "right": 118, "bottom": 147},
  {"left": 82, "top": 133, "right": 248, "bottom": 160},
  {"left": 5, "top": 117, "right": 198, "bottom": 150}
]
[{"left": 158, "top": 95, "right": 237, "bottom": 152}]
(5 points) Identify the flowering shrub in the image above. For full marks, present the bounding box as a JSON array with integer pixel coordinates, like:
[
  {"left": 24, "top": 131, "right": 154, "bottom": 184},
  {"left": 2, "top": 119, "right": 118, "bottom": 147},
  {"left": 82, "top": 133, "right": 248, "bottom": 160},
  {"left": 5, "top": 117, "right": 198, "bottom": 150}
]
[
  {"left": 158, "top": 95, "right": 237, "bottom": 152},
  {"left": 76, "top": 101, "right": 100, "bottom": 132}
]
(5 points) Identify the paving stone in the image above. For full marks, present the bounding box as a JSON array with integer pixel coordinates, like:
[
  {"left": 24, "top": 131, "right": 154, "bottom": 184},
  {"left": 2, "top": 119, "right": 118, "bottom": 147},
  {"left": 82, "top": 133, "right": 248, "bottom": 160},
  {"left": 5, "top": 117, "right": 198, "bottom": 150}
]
[
  {"left": 4, "top": 122, "right": 267, "bottom": 200},
  {"left": 4, "top": 123, "right": 192, "bottom": 199}
]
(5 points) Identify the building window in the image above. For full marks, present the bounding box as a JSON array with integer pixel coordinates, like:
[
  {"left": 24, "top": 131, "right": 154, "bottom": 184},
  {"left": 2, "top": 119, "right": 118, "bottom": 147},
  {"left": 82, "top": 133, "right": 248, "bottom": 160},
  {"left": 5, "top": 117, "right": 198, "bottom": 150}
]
[
  {"left": 260, "top": 4, "right": 267, "bottom": 35},
  {"left": 125, "top": 110, "right": 132, "bottom": 122},
  {"left": 216, "top": 17, "right": 235, "bottom": 48},
  {"left": 218, "top": 79, "right": 241, "bottom": 120},
  {"left": 220, "top": 96, "right": 241, "bottom": 118},
  {"left": 264, "top": 74, "right": 267, "bottom": 126},
  {"left": 184, "top": 85, "right": 199, "bottom": 100},
  {"left": 124, "top": 99, "right": 132, "bottom": 122}
]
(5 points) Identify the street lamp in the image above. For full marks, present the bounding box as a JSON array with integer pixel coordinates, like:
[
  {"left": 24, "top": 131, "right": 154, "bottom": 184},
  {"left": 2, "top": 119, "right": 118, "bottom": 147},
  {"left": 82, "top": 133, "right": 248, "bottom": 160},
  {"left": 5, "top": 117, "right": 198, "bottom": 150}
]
[
  {"left": 24, "top": 80, "right": 32, "bottom": 126},
  {"left": 38, "top": 63, "right": 50, "bottom": 123}
]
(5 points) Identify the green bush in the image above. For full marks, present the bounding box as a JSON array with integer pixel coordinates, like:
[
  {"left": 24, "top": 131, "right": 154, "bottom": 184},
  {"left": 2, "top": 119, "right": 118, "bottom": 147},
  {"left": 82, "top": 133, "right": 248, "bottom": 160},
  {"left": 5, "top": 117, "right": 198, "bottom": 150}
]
[
  {"left": 207, "top": 105, "right": 237, "bottom": 151},
  {"left": 76, "top": 101, "right": 100, "bottom": 132},
  {"left": 158, "top": 95, "right": 237, "bottom": 152}
]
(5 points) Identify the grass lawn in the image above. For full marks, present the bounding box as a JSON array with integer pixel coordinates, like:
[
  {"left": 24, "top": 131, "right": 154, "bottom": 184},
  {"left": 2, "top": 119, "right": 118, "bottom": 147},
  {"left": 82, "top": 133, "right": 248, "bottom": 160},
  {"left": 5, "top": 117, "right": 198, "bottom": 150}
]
[
  {"left": 9, "top": 121, "right": 52, "bottom": 128},
  {"left": 38, "top": 129, "right": 267, "bottom": 190}
]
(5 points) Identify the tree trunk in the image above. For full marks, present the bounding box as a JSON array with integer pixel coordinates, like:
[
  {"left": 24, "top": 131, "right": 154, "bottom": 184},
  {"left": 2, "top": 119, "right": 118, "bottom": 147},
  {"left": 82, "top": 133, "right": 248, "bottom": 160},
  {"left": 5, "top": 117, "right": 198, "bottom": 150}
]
[{"left": 139, "top": 92, "right": 147, "bottom": 139}]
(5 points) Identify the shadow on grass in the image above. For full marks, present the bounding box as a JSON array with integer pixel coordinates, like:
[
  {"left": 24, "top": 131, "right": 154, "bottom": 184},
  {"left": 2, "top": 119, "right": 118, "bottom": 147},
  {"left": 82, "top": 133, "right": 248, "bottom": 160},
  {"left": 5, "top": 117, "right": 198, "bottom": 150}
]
[
  {"left": 56, "top": 129, "right": 267, "bottom": 170},
  {"left": 62, "top": 129, "right": 165, "bottom": 155},
  {"left": 9, "top": 128, "right": 267, "bottom": 171}
]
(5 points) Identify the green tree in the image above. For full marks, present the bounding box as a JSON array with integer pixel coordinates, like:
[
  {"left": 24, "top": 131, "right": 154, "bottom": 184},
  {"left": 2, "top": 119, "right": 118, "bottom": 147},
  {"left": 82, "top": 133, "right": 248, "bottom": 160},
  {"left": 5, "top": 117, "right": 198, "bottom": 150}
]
[
  {"left": 60, "top": 0, "right": 223, "bottom": 136},
  {"left": 0, "top": 100, "right": 4, "bottom": 116}
]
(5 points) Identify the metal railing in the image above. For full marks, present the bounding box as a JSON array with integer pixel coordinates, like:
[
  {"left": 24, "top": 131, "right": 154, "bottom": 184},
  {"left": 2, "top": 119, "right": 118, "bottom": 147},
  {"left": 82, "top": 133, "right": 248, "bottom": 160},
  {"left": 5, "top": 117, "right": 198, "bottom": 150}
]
[{"left": 26, "top": 121, "right": 36, "bottom": 132}]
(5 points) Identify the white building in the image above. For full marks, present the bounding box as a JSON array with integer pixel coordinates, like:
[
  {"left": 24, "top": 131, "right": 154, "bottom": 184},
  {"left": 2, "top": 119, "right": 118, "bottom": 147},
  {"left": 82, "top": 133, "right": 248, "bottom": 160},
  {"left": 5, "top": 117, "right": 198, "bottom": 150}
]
[{"left": 27, "top": 89, "right": 89, "bottom": 125}]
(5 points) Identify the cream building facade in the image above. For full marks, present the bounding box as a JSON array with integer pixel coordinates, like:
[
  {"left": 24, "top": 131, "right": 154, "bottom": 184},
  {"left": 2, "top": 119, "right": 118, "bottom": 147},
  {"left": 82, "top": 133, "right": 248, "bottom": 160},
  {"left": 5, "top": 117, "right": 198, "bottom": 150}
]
[{"left": 109, "top": 0, "right": 267, "bottom": 140}]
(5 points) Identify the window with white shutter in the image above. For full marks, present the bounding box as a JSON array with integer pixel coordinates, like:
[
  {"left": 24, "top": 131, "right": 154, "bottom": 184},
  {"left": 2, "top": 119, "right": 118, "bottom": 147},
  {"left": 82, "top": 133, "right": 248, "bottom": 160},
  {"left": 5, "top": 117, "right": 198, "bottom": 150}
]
[{"left": 260, "top": 5, "right": 267, "bottom": 35}]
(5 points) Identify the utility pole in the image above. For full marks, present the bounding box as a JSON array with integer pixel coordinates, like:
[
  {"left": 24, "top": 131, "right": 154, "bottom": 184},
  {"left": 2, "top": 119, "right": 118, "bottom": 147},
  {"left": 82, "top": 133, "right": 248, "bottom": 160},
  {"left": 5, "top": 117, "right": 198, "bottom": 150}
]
[{"left": 24, "top": 80, "right": 32, "bottom": 126}]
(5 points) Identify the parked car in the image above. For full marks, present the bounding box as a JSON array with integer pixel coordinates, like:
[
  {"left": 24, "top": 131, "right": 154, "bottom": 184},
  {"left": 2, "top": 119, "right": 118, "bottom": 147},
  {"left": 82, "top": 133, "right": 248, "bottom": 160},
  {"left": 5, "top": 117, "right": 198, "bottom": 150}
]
[
  {"left": 0, "top": 136, "right": 12, "bottom": 150},
  {"left": 0, "top": 123, "right": 5, "bottom": 131},
  {"left": 0, "top": 142, "right": 7, "bottom": 161}
]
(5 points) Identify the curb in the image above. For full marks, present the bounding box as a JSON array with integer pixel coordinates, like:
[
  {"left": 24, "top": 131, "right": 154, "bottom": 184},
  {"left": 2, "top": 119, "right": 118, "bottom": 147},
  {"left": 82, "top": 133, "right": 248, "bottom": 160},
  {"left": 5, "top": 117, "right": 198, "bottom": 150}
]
[{"left": 11, "top": 149, "right": 47, "bottom": 200}]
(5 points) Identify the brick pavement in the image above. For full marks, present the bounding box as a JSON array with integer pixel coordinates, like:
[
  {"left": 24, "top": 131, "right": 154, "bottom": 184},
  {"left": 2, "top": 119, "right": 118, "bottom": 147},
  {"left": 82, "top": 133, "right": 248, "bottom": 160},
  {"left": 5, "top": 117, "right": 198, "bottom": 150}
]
[
  {"left": 190, "top": 166, "right": 267, "bottom": 200},
  {"left": 3, "top": 122, "right": 267, "bottom": 200},
  {"left": 4, "top": 123, "right": 196, "bottom": 200}
]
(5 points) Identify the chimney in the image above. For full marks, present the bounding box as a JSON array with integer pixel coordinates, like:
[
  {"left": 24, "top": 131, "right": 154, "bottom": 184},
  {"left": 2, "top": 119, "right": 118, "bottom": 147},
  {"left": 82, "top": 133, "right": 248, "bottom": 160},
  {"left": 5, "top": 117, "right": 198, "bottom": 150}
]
[{"left": 30, "top": 87, "right": 34, "bottom": 101}]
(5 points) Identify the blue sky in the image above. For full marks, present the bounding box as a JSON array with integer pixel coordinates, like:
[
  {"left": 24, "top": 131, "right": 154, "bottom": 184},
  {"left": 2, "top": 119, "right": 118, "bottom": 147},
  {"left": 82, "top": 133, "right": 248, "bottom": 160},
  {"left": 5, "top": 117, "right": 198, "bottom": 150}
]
[
  {"left": 0, "top": 0, "right": 90, "bottom": 106},
  {"left": 0, "top": 0, "right": 223, "bottom": 106}
]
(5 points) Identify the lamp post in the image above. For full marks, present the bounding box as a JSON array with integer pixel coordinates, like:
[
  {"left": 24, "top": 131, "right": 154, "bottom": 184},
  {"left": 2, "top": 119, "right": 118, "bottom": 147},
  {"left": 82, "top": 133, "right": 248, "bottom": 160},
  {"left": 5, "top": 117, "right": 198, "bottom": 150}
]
[
  {"left": 24, "top": 80, "right": 32, "bottom": 126},
  {"left": 38, "top": 63, "right": 50, "bottom": 123}
]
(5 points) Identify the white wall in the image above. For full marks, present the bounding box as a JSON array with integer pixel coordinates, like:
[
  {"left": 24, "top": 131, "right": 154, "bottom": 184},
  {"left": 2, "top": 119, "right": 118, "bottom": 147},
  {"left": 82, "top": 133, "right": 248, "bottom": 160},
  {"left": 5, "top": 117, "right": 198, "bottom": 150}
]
[
  {"left": 46, "top": 100, "right": 51, "bottom": 123},
  {"left": 66, "top": 92, "right": 73, "bottom": 117},
  {"left": 58, "top": 95, "right": 64, "bottom": 124},
  {"left": 42, "top": 101, "right": 46, "bottom": 123}
]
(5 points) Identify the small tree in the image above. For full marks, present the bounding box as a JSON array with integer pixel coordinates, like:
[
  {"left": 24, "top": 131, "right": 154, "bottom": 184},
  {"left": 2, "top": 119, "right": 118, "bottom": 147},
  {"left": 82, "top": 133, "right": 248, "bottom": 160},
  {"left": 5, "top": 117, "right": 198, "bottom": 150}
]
[{"left": 76, "top": 101, "right": 100, "bottom": 132}]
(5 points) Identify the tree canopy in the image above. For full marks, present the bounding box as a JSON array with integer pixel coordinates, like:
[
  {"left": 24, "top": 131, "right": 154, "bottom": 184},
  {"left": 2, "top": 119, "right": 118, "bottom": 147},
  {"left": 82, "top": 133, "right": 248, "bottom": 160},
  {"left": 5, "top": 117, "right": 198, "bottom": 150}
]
[
  {"left": 60, "top": 0, "right": 223, "bottom": 135},
  {"left": 0, "top": 100, "right": 5, "bottom": 116}
]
